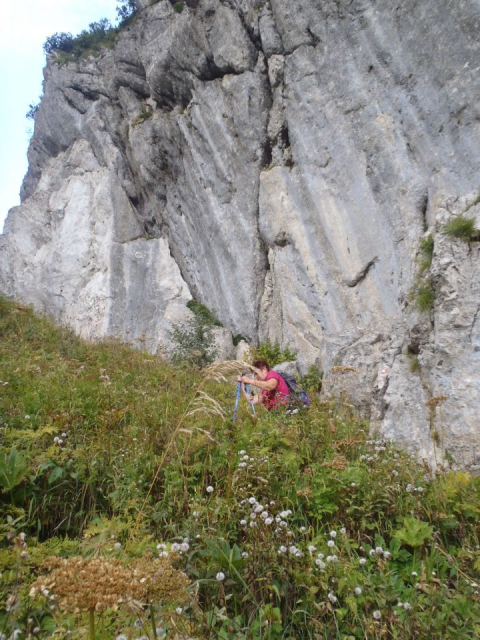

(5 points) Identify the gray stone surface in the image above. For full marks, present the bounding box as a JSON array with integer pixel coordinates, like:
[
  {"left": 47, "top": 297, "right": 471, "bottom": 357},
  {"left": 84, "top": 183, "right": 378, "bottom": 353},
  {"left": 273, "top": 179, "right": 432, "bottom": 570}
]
[{"left": 2, "top": 0, "right": 480, "bottom": 468}]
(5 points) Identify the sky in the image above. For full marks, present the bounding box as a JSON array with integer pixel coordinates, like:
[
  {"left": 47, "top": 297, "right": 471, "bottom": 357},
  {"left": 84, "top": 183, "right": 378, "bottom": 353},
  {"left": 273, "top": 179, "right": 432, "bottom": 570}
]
[{"left": 0, "top": 0, "right": 120, "bottom": 232}]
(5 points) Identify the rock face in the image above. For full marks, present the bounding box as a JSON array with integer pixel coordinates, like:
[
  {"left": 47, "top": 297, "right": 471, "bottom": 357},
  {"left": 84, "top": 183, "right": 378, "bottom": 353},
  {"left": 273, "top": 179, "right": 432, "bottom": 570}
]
[{"left": 1, "top": 0, "right": 480, "bottom": 469}]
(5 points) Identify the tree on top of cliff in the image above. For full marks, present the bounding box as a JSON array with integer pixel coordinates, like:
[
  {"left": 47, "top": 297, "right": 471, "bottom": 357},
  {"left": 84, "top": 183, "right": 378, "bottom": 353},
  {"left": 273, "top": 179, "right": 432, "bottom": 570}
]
[
  {"left": 43, "top": 19, "right": 119, "bottom": 60},
  {"left": 43, "top": 32, "right": 74, "bottom": 55},
  {"left": 116, "top": 0, "right": 137, "bottom": 27}
]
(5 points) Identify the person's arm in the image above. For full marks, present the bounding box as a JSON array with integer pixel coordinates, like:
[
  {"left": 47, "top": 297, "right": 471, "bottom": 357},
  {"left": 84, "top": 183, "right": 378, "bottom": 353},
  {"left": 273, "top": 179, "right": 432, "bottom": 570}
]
[
  {"left": 239, "top": 374, "right": 278, "bottom": 392},
  {"left": 238, "top": 377, "right": 261, "bottom": 405}
]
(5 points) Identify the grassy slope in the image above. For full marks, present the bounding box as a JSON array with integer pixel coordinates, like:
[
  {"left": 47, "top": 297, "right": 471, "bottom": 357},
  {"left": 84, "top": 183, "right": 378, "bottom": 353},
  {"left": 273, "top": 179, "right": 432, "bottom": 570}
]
[{"left": 1, "top": 298, "right": 480, "bottom": 639}]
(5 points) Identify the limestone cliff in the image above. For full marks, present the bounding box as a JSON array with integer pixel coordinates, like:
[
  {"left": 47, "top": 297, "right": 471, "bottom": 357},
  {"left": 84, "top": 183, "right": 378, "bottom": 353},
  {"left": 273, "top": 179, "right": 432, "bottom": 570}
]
[{"left": 1, "top": 0, "right": 480, "bottom": 469}]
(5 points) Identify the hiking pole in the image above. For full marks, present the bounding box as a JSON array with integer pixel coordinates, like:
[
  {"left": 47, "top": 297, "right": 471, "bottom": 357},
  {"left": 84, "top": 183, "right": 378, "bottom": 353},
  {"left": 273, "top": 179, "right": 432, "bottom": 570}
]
[
  {"left": 232, "top": 381, "right": 242, "bottom": 422},
  {"left": 244, "top": 383, "right": 256, "bottom": 416},
  {"left": 232, "top": 380, "right": 256, "bottom": 422}
]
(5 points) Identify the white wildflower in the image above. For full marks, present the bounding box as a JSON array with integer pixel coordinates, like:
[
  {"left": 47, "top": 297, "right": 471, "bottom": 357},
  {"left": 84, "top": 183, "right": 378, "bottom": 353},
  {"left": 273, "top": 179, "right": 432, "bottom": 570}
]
[
  {"left": 206, "top": 486, "right": 214, "bottom": 493},
  {"left": 373, "top": 610, "right": 381, "bottom": 620},
  {"left": 216, "top": 572, "right": 225, "bottom": 581},
  {"left": 354, "top": 587, "right": 362, "bottom": 596}
]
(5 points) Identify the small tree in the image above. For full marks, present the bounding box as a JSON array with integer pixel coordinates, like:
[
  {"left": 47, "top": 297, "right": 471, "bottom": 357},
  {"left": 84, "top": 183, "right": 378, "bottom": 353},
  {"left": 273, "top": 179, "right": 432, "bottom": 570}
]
[
  {"left": 169, "top": 314, "right": 218, "bottom": 368},
  {"left": 43, "top": 32, "right": 74, "bottom": 54},
  {"left": 26, "top": 102, "right": 40, "bottom": 120},
  {"left": 116, "top": 0, "right": 138, "bottom": 26}
]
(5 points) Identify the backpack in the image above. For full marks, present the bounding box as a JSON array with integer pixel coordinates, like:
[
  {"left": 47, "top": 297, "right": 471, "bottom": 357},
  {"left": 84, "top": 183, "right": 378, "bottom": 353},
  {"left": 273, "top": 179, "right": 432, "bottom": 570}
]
[{"left": 279, "top": 372, "right": 310, "bottom": 406}]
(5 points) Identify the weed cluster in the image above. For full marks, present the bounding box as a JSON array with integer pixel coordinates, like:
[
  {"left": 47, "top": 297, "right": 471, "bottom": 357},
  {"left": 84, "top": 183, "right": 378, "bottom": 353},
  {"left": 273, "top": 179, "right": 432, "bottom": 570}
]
[
  {"left": 1, "top": 299, "right": 480, "bottom": 638},
  {"left": 411, "top": 235, "right": 436, "bottom": 313},
  {"left": 249, "top": 341, "right": 298, "bottom": 367},
  {"left": 443, "top": 215, "right": 479, "bottom": 241}
]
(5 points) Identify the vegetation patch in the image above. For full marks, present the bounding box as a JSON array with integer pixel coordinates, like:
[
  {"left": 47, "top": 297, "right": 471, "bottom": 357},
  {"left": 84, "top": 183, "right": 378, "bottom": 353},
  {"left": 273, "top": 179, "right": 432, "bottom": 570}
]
[
  {"left": 186, "top": 299, "right": 222, "bottom": 327},
  {"left": 42, "top": 2, "right": 138, "bottom": 63},
  {"left": 443, "top": 215, "right": 480, "bottom": 241},
  {"left": 249, "top": 340, "right": 298, "bottom": 366},
  {"left": 415, "top": 280, "right": 435, "bottom": 313},
  {"left": 1, "top": 298, "right": 480, "bottom": 638},
  {"left": 131, "top": 104, "right": 154, "bottom": 127},
  {"left": 411, "top": 235, "right": 436, "bottom": 313},
  {"left": 417, "top": 234, "right": 434, "bottom": 274}
]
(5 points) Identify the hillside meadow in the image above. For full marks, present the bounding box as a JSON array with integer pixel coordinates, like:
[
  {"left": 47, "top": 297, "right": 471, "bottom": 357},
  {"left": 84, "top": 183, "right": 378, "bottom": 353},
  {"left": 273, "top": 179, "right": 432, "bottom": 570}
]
[{"left": 1, "top": 297, "right": 480, "bottom": 639}]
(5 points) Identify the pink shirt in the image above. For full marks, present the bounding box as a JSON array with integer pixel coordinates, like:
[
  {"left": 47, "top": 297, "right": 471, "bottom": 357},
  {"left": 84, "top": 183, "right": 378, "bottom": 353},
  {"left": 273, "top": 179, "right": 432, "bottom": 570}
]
[{"left": 261, "top": 370, "right": 290, "bottom": 410}]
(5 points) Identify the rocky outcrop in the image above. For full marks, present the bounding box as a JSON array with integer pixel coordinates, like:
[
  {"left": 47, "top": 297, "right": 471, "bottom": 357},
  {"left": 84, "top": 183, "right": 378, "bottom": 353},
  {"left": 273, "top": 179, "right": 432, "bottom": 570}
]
[{"left": 1, "top": 0, "right": 480, "bottom": 469}]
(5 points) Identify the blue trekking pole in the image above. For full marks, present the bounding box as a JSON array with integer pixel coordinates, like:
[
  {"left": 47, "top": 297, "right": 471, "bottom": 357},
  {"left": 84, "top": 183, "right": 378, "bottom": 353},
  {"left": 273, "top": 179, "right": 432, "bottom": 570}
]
[
  {"left": 232, "top": 379, "right": 256, "bottom": 422},
  {"left": 245, "top": 383, "right": 256, "bottom": 416},
  {"left": 232, "top": 381, "right": 242, "bottom": 422}
]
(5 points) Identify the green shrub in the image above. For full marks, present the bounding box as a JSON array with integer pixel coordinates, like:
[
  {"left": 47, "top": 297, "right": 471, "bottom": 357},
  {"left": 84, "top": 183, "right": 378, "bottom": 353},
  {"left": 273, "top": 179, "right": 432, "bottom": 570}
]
[
  {"left": 173, "top": 2, "right": 185, "bottom": 12},
  {"left": 300, "top": 364, "right": 323, "bottom": 392},
  {"left": 169, "top": 314, "right": 218, "bottom": 367},
  {"left": 443, "top": 215, "right": 479, "bottom": 241},
  {"left": 417, "top": 234, "right": 434, "bottom": 273},
  {"left": 186, "top": 299, "right": 222, "bottom": 327},
  {"left": 232, "top": 334, "right": 246, "bottom": 347},
  {"left": 250, "top": 340, "right": 297, "bottom": 366},
  {"left": 415, "top": 281, "right": 435, "bottom": 312}
]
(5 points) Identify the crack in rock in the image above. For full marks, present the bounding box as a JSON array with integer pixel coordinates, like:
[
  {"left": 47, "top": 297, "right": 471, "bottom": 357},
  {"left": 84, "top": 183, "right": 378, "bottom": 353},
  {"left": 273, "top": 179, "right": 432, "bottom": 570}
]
[{"left": 344, "top": 257, "right": 379, "bottom": 287}]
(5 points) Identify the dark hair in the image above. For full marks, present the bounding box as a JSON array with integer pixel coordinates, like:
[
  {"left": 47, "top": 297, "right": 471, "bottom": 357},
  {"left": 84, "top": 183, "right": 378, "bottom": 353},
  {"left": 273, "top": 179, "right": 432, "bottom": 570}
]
[{"left": 252, "top": 359, "right": 270, "bottom": 371}]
